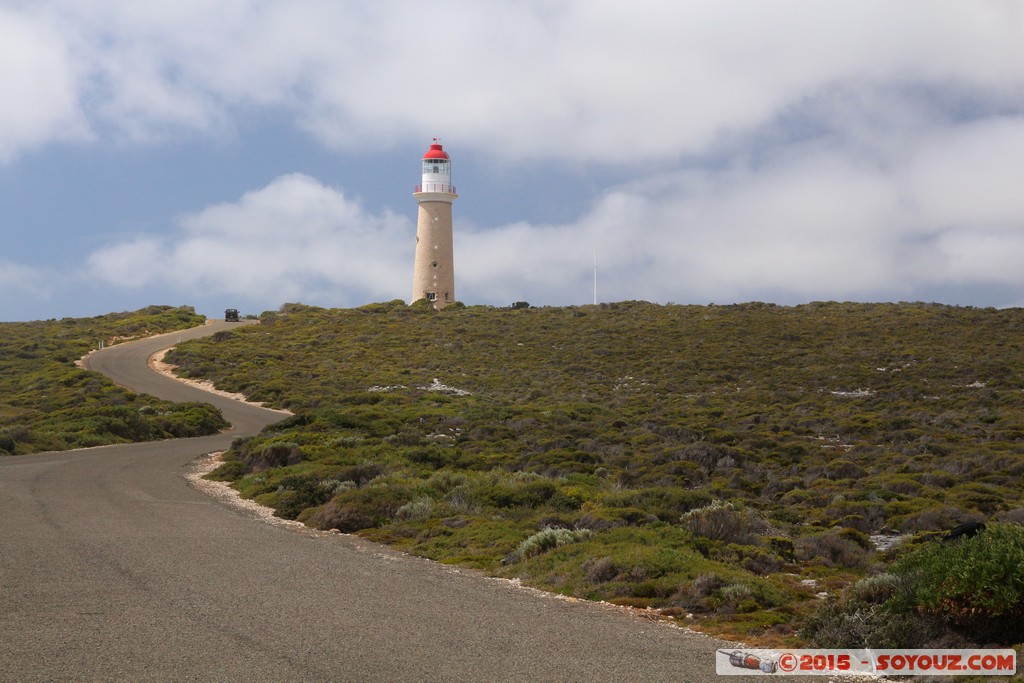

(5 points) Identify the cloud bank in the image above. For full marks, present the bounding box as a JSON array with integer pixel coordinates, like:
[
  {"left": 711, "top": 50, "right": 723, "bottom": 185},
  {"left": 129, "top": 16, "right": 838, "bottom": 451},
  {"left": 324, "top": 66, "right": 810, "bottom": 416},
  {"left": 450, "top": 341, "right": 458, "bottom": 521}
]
[
  {"left": 87, "top": 174, "right": 412, "bottom": 310},
  {"left": 6, "top": 1, "right": 1021, "bottom": 163}
]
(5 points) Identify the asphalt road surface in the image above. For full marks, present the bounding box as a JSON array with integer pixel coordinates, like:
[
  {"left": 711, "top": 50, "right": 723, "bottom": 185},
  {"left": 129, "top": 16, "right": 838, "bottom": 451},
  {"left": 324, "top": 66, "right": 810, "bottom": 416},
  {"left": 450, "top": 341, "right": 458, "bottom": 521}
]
[{"left": 1, "top": 321, "right": 769, "bottom": 682}]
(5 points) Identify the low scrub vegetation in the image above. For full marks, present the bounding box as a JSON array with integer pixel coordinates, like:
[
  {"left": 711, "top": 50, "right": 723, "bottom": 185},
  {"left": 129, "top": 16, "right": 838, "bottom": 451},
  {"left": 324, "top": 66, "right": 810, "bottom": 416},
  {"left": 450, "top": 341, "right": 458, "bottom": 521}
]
[
  {"left": 803, "top": 523, "right": 1024, "bottom": 646},
  {"left": 0, "top": 306, "right": 227, "bottom": 454},
  {"left": 166, "top": 300, "right": 1024, "bottom": 645}
]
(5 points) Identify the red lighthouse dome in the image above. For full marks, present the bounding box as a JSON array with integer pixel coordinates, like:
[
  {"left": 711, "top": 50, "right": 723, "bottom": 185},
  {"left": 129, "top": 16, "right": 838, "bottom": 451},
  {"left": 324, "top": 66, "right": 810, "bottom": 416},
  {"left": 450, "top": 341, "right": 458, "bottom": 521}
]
[{"left": 422, "top": 140, "right": 449, "bottom": 160}]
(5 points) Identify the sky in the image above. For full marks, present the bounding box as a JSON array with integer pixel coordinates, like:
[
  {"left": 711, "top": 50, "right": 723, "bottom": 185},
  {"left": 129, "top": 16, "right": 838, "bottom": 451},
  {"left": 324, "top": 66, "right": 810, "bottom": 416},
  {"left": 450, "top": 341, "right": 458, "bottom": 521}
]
[{"left": 1, "top": 1, "right": 1022, "bottom": 321}]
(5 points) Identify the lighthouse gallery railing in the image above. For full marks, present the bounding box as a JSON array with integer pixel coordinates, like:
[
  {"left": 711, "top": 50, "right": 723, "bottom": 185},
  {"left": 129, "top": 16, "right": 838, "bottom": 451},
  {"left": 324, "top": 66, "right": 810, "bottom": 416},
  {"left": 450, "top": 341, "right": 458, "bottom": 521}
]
[{"left": 415, "top": 183, "right": 457, "bottom": 194}]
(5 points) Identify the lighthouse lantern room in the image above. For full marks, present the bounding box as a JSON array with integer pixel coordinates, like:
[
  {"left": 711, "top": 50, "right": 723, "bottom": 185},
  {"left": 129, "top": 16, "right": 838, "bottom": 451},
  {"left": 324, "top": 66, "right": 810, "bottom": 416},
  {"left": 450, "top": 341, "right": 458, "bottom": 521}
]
[{"left": 420, "top": 142, "right": 453, "bottom": 194}]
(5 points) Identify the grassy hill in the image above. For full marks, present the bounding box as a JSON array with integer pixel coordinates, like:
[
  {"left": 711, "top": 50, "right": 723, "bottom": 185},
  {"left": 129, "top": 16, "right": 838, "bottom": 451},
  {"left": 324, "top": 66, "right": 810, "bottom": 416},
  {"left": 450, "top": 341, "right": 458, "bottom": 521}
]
[
  {"left": 163, "top": 300, "right": 1024, "bottom": 646},
  {"left": 0, "top": 306, "right": 227, "bottom": 454}
]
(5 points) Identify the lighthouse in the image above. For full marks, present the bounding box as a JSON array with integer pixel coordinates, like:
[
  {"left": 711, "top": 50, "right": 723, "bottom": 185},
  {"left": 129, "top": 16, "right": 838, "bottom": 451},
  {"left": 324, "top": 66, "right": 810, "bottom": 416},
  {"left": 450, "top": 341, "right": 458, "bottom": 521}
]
[{"left": 411, "top": 139, "right": 457, "bottom": 308}]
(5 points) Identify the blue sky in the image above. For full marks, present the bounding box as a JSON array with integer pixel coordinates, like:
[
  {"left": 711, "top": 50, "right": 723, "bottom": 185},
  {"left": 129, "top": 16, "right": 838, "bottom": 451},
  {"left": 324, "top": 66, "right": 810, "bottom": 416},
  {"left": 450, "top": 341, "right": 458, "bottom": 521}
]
[{"left": 1, "top": 1, "right": 1022, "bottom": 321}]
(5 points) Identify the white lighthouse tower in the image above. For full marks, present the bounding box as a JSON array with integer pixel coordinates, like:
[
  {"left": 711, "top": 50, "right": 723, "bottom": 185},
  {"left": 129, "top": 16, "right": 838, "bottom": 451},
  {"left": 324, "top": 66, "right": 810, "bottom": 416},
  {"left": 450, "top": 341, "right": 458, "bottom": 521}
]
[{"left": 411, "top": 139, "right": 457, "bottom": 309}]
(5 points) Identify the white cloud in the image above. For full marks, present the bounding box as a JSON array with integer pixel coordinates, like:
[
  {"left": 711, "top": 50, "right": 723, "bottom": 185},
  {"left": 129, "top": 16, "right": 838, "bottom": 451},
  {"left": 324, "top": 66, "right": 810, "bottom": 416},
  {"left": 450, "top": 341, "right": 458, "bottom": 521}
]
[
  {"left": 0, "top": 7, "right": 89, "bottom": 160},
  {"left": 0, "top": 259, "right": 72, "bottom": 320},
  {"left": 3, "top": 1, "right": 1021, "bottom": 161},
  {"left": 904, "top": 117, "right": 1024, "bottom": 233},
  {"left": 0, "top": 259, "right": 49, "bottom": 295},
  {"left": 86, "top": 174, "right": 413, "bottom": 307},
  {"left": 460, "top": 110, "right": 1024, "bottom": 307}
]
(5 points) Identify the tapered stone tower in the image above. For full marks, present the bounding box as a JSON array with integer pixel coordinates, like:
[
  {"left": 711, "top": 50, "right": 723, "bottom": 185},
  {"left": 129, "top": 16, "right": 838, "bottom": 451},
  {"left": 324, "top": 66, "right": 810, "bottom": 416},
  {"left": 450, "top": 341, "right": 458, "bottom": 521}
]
[{"left": 411, "top": 139, "right": 457, "bottom": 308}]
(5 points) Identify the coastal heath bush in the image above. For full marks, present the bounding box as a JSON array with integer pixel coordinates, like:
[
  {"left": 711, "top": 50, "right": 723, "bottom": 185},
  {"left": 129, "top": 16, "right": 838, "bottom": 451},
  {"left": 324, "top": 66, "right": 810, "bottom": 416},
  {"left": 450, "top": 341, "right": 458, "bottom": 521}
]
[
  {"left": 889, "top": 522, "right": 1024, "bottom": 643},
  {"left": 804, "top": 523, "right": 1024, "bottom": 647},
  {"left": 504, "top": 526, "right": 593, "bottom": 564},
  {"left": 680, "top": 499, "right": 764, "bottom": 544}
]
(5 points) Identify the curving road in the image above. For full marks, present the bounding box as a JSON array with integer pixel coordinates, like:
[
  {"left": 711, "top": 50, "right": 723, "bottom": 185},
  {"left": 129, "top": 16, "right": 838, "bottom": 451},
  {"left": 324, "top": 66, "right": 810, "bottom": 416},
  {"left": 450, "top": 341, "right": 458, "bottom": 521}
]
[{"left": 1, "top": 322, "right": 759, "bottom": 682}]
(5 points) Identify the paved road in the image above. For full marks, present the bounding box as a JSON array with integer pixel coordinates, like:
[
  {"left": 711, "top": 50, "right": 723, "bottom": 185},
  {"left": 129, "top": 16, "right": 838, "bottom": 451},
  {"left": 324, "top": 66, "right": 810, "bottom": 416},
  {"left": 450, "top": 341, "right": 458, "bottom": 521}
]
[{"left": 1, "top": 322, "right": 761, "bottom": 682}]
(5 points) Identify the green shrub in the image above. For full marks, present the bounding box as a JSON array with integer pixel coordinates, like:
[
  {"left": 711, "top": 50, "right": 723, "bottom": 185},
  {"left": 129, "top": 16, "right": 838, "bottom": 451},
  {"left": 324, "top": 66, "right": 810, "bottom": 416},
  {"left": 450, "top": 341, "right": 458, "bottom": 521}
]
[
  {"left": 242, "top": 442, "right": 304, "bottom": 473},
  {"left": 794, "top": 531, "right": 870, "bottom": 569},
  {"left": 159, "top": 402, "right": 229, "bottom": 437},
  {"left": 717, "top": 583, "right": 756, "bottom": 612},
  {"left": 582, "top": 556, "right": 619, "bottom": 583},
  {"left": 306, "top": 500, "right": 375, "bottom": 532},
  {"left": 395, "top": 496, "right": 435, "bottom": 520},
  {"left": 805, "top": 524, "right": 1024, "bottom": 647},
  {"left": 206, "top": 460, "right": 245, "bottom": 481},
  {"left": 800, "top": 594, "right": 930, "bottom": 648},
  {"left": 674, "top": 573, "right": 726, "bottom": 610},
  {"left": 505, "top": 526, "right": 593, "bottom": 564},
  {"left": 482, "top": 477, "right": 558, "bottom": 509},
  {"left": 258, "top": 473, "right": 336, "bottom": 519},
  {"left": 846, "top": 573, "right": 899, "bottom": 603},
  {"left": 888, "top": 522, "right": 1024, "bottom": 643},
  {"left": 594, "top": 488, "right": 713, "bottom": 523},
  {"left": 680, "top": 499, "right": 763, "bottom": 544},
  {"left": 724, "top": 543, "right": 785, "bottom": 575},
  {"left": 577, "top": 506, "right": 657, "bottom": 531}
]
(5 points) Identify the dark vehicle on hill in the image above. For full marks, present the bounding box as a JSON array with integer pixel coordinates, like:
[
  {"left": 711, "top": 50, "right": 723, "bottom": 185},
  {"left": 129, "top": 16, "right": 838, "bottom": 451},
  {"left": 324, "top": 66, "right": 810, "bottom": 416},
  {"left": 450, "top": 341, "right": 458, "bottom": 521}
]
[{"left": 224, "top": 309, "right": 240, "bottom": 322}]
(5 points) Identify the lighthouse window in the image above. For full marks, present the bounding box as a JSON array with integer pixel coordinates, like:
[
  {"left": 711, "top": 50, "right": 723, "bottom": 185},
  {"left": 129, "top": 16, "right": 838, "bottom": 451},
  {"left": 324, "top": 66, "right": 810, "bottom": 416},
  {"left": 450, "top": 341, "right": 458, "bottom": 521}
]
[
  {"left": 426, "top": 292, "right": 437, "bottom": 302},
  {"left": 423, "top": 160, "right": 449, "bottom": 174},
  {"left": 431, "top": 260, "right": 439, "bottom": 268}
]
